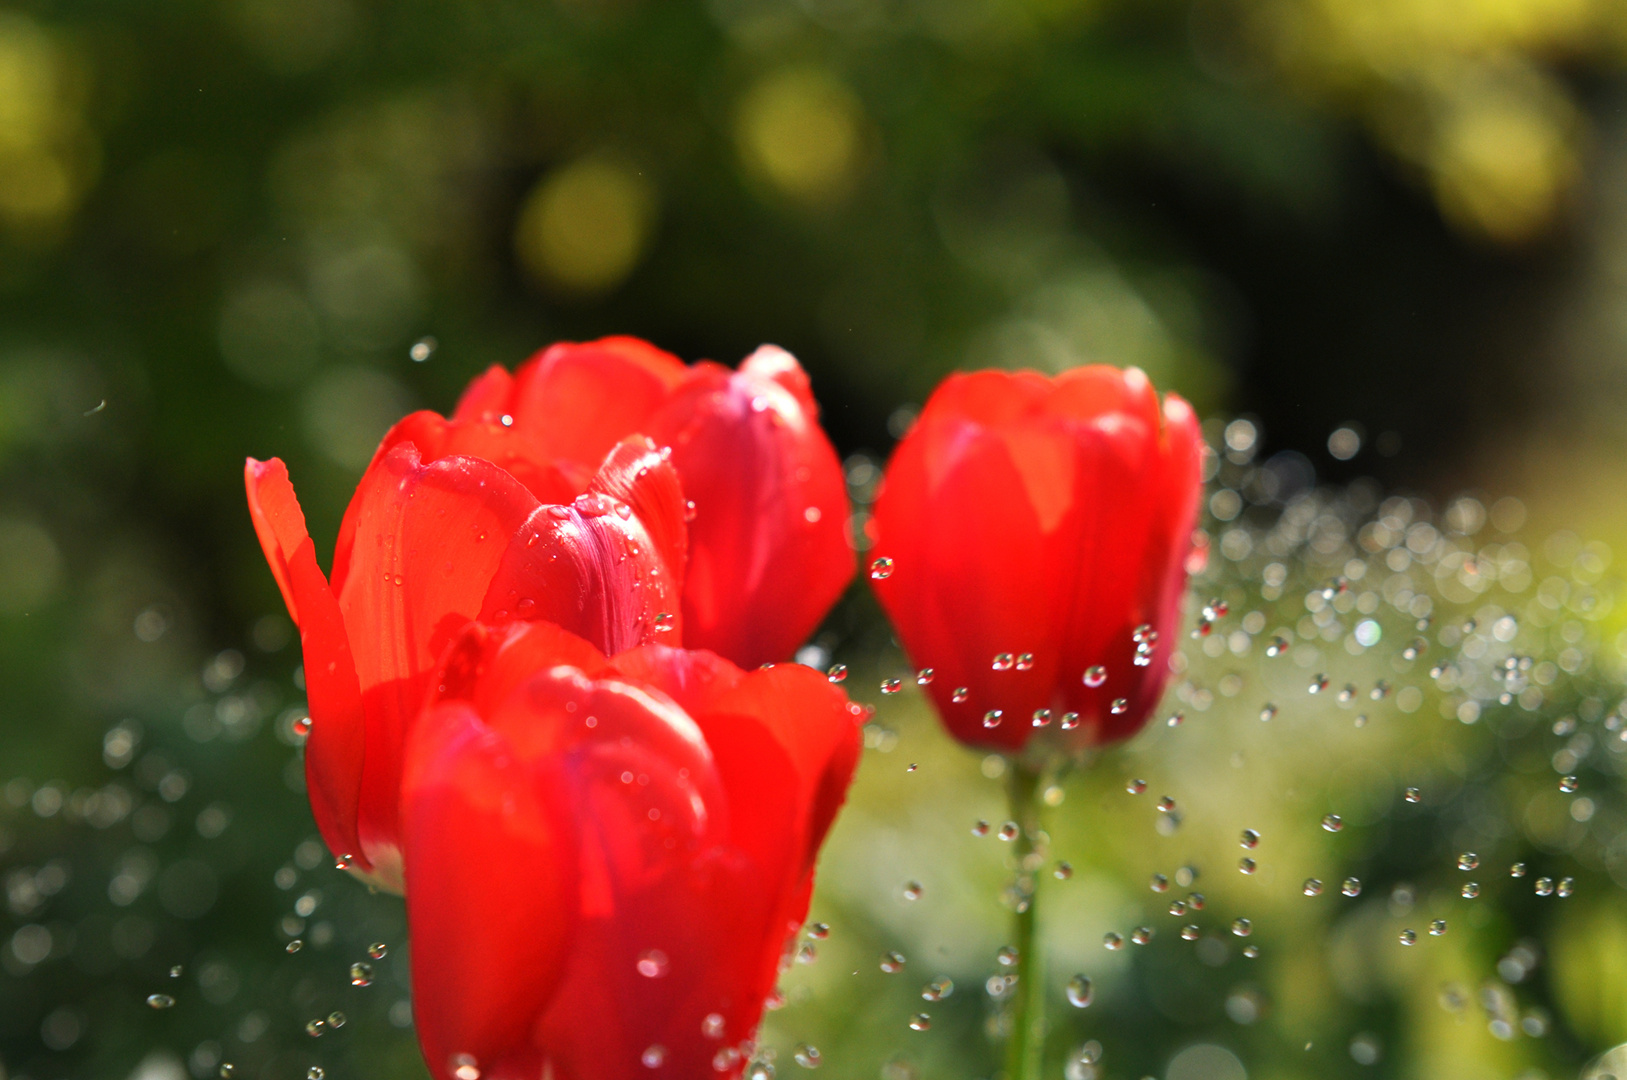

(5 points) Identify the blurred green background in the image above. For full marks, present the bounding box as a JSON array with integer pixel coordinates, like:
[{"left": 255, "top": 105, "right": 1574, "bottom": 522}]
[{"left": 6, "top": 0, "right": 1627, "bottom": 1078}]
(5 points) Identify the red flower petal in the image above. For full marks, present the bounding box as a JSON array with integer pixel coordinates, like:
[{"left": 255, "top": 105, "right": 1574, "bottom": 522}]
[
  {"left": 648, "top": 347, "right": 852, "bottom": 668},
  {"left": 507, "top": 337, "right": 688, "bottom": 467},
  {"left": 244, "top": 459, "right": 368, "bottom": 871},
  {"left": 403, "top": 701, "right": 577, "bottom": 1080}
]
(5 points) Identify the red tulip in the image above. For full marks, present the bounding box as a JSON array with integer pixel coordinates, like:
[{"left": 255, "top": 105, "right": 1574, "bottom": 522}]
[
  {"left": 403, "top": 620, "right": 862, "bottom": 1080},
  {"left": 245, "top": 437, "right": 686, "bottom": 891},
  {"left": 868, "top": 366, "right": 1203, "bottom": 753},
  {"left": 414, "top": 336, "right": 853, "bottom": 668}
]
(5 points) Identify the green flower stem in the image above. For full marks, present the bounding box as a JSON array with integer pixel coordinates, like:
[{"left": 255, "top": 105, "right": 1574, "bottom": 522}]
[{"left": 1004, "top": 763, "right": 1045, "bottom": 1080}]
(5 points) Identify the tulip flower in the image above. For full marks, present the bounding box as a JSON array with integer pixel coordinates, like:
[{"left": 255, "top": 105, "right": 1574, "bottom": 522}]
[
  {"left": 425, "top": 336, "right": 853, "bottom": 668},
  {"left": 402, "top": 619, "right": 862, "bottom": 1080},
  {"left": 245, "top": 437, "right": 687, "bottom": 891},
  {"left": 869, "top": 365, "right": 1202, "bottom": 754}
]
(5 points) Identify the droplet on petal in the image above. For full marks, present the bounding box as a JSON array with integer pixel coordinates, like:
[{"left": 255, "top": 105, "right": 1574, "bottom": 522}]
[{"left": 1083, "top": 666, "right": 1108, "bottom": 688}]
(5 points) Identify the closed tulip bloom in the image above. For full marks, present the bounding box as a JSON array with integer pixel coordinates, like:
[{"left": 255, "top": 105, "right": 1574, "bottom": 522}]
[
  {"left": 444, "top": 337, "right": 852, "bottom": 668},
  {"left": 245, "top": 438, "right": 687, "bottom": 891},
  {"left": 403, "top": 620, "right": 861, "bottom": 1080},
  {"left": 868, "top": 366, "right": 1203, "bottom": 753}
]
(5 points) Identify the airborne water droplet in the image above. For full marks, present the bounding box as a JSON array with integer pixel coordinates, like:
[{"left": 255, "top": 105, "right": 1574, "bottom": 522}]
[
  {"left": 146, "top": 993, "right": 175, "bottom": 1009},
  {"left": 869, "top": 557, "right": 894, "bottom": 580},
  {"left": 1231, "top": 918, "right": 1252, "bottom": 937},
  {"left": 349, "top": 962, "right": 374, "bottom": 987},
  {"left": 826, "top": 664, "right": 848, "bottom": 684},
  {"left": 1457, "top": 852, "right": 1479, "bottom": 871},
  {"left": 1322, "top": 814, "right": 1343, "bottom": 833},
  {"left": 909, "top": 1014, "right": 931, "bottom": 1031},
  {"left": 1066, "top": 975, "right": 1093, "bottom": 1007},
  {"left": 1342, "top": 878, "right": 1362, "bottom": 897},
  {"left": 1398, "top": 929, "right": 1417, "bottom": 946},
  {"left": 880, "top": 951, "right": 906, "bottom": 973},
  {"left": 1082, "top": 665, "right": 1108, "bottom": 688}
]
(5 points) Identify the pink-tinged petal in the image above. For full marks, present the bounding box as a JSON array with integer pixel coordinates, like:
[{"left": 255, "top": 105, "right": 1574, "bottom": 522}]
[
  {"left": 479, "top": 449, "right": 686, "bottom": 656},
  {"left": 648, "top": 350, "right": 852, "bottom": 668},
  {"left": 587, "top": 437, "right": 688, "bottom": 600},
  {"left": 508, "top": 337, "right": 688, "bottom": 467},
  {"left": 245, "top": 459, "right": 367, "bottom": 872},
  {"left": 337, "top": 444, "right": 542, "bottom": 871},
  {"left": 403, "top": 702, "right": 576, "bottom": 1080}
]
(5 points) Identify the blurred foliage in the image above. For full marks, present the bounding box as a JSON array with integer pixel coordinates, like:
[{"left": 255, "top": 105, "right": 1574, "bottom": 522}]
[{"left": 4, "top": 0, "right": 1627, "bottom": 1079}]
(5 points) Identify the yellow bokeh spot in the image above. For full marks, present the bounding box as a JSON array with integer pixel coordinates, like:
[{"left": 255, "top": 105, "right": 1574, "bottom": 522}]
[
  {"left": 0, "top": 13, "right": 93, "bottom": 233},
  {"left": 736, "top": 68, "right": 864, "bottom": 203},
  {"left": 1552, "top": 901, "right": 1627, "bottom": 1046},
  {"left": 514, "top": 155, "right": 657, "bottom": 295},
  {"left": 1429, "top": 90, "right": 1576, "bottom": 244}
]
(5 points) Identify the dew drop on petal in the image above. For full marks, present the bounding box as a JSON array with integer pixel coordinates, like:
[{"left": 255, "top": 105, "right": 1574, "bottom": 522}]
[
  {"left": 1015, "top": 652, "right": 1035, "bottom": 671},
  {"left": 643, "top": 1046, "right": 668, "bottom": 1069},
  {"left": 992, "top": 653, "right": 1014, "bottom": 672},
  {"left": 1110, "top": 698, "right": 1128, "bottom": 715},
  {"left": 1059, "top": 712, "right": 1081, "bottom": 729},
  {"left": 1180, "top": 925, "right": 1201, "bottom": 941},
  {"left": 952, "top": 687, "right": 969, "bottom": 703},
  {"left": 636, "top": 949, "right": 669, "bottom": 978},
  {"left": 1083, "top": 666, "right": 1108, "bottom": 688},
  {"left": 983, "top": 710, "right": 1003, "bottom": 728},
  {"left": 702, "top": 1013, "right": 726, "bottom": 1039},
  {"left": 1066, "top": 975, "right": 1093, "bottom": 1008},
  {"left": 1031, "top": 708, "right": 1052, "bottom": 727}
]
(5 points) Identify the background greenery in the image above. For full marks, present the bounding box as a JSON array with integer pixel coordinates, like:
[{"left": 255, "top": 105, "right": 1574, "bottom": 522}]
[{"left": 5, "top": 0, "right": 1627, "bottom": 1078}]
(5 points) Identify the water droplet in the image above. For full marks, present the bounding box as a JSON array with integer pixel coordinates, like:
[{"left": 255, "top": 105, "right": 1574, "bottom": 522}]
[
  {"left": 796, "top": 943, "right": 817, "bottom": 964},
  {"left": 1558, "top": 877, "right": 1575, "bottom": 897},
  {"left": 308, "top": 1068, "right": 325, "bottom": 1080},
  {"left": 908, "top": 1014, "right": 932, "bottom": 1031},
  {"left": 683, "top": 500, "right": 697, "bottom": 522},
  {"left": 916, "top": 668, "right": 934, "bottom": 685},
  {"left": 327, "top": 1012, "right": 346, "bottom": 1029},
  {"left": 996, "top": 945, "right": 1019, "bottom": 966},
  {"left": 982, "top": 709, "right": 1003, "bottom": 728},
  {"left": 1103, "top": 932, "right": 1124, "bottom": 950},
  {"left": 1371, "top": 680, "right": 1391, "bottom": 700},
  {"left": 306, "top": 1020, "right": 326, "bottom": 1038},
  {"left": 1240, "top": 828, "right": 1260, "bottom": 849},
  {"left": 1342, "top": 878, "right": 1362, "bottom": 897},
  {"left": 1031, "top": 708, "right": 1052, "bottom": 727},
  {"left": 1239, "top": 857, "right": 1257, "bottom": 874},
  {"left": 1186, "top": 891, "right": 1206, "bottom": 910},
  {"left": 880, "top": 678, "right": 903, "bottom": 695},
  {"left": 1110, "top": 697, "right": 1128, "bottom": 715},
  {"left": 1242, "top": 944, "right": 1260, "bottom": 959},
  {"left": 333, "top": 853, "right": 354, "bottom": 870},
  {"left": 992, "top": 652, "right": 1015, "bottom": 672},
  {"left": 636, "top": 949, "right": 669, "bottom": 978},
  {"left": 1166, "top": 711, "right": 1184, "bottom": 727},
  {"left": 643, "top": 1045, "right": 668, "bottom": 1069},
  {"left": 449, "top": 1055, "right": 480, "bottom": 1080},
  {"left": 1180, "top": 924, "right": 1200, "bottom": 941},
  {"left": 971, "top": 819, "right": 991, "bottom": 837},
  {"left": 1066, "top": 975, "right": 1094, "bottom": 1007},
  {"left": 869, "top": 557, "right": 894, "bottom": 580},
  {"left": 1337, "top": 684, "right": 1356, "bottom": 704},
  {"left": 349, "top": 962, "right": 374, "bottom": 987},
  {"left": 1131, "top": 927, "right": 1154, "bottom": 945},
  {"left": 702, "top": 1013, "right": 726, "bottom": 1039},
  {"left": 292, "top": 716, "right": 312, "bottom": 737},
  {"left": 1157, "top": 796, "right": 1176, "bottom": 813},
  {"left": 1535, "top": 877, "right": 1555, "bottom": 896},
  {"left": 1303, "top": 878, "right": 1323, "bottom": 896},
  {"left": 368, "top": 942, "right": 387, "bottom": 959},
  {"left": 1265, "top": 635, "right": 1289, "bottom": 657},
  {"left": 1560, "top": 775, "right": 1580, "bottom": 793},
  {"left": 998, "top": 821, "right": 1019, "bottom": 842},
  {"left": 146, "top": 993, "right": 175, "bottom": 1009},
  {"left": 1403, "top": 787, "right": 1422, "bottom": 803},
  {"left": 1060, "top": 711, "right": 1081, "bottom": 729},
  {"left": 880, "top": 951, "right": 906, "bottom": 973},
  {"left": 922, "top": 976, "right": 954, "bottom": 1001},
  {"left": 1321, "top": 814, "right": 1343, "bottom": 833},
  {"left": 1461, "top": 882, "right": 1480, "bottom": 899},
  {"left": 1259, "top": 703, "right": 1278, "bottom": 722},
  {"left": 1054, "top": 861, "right": 1074, "bottom": 880},
  {"left": 1127, "top": 779, "right": 1147, "bottom": 795},
  {"left": 1015, "top": 652, "right": 1035, "bottom": 671},
  {"left": 1457, "top": 852, "right": 1479, "bottom": 871},
  {"left": 951, "top": 687, "right": 969, "bottom": 703},
  {"left": 747, "top": 1063, "right": 774, "bottom": 1080},
  {"left": 903, "top": 881, "right": 923, "bottom": 901},
  {"left": 286, "top": 940, "right": 303, "bottom": 953},
  {"left": 826, "top": 664, "right": 847, "bottom": 683},
  {"left": 1150, "top": 873, "right": 1170, "bottom": 893},
  {"left": 1308, "top": 674, "right": 1329, "bottom": 694},
  {"left": 169, "top": 964, "right": 183, "bottom": 978},
  {"left": 1231, "top": 918, "right": 1252, "bottom": 937},
  {"left": 1398, "top": 930, "right": 1417, "bottom": 946},
  {"left": 219, "top": 1065, "right": 235, "bottom": 1078},
  {"left": 1082, "top": 665, "right": 1108, "bottom": 688},
  {"left": 653, "top": 612, "right": 675, "bottom": 635},
  {"left": 1429, "top": 920, "right": 1447, "bottom": 936}
]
